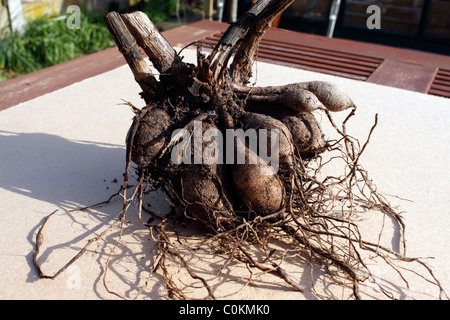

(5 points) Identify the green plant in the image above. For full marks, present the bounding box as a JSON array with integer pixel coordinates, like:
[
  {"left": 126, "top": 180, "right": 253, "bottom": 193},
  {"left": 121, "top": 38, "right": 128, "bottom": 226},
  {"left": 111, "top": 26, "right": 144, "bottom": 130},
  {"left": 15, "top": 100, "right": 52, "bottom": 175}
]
[
  {"left": 0, "top": 3, "right": 182, "bottom": 82},
  {"left": 0, "top": 32, "right": 37, "bottom": 73}
]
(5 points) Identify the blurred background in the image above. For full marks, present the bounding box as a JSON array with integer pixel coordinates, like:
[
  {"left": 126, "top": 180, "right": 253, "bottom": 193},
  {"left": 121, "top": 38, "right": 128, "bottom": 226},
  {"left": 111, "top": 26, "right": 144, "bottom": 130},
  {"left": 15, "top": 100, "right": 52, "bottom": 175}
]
[{"left": 1, "top": 0, "right": 449, "bottom": 82}]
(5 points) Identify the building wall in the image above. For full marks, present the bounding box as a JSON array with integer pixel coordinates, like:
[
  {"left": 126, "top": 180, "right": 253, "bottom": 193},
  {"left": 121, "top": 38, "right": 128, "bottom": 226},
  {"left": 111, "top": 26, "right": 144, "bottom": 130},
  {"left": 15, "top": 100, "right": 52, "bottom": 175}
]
[
  {"left": 1, "top": 3, "right": 9, "bottom": 31},
  {"left": 1, "top": 0, "right": 129, "bottom": 32},
  {"left": 21, "top": 0, "right": 66, "bottom": 21}
]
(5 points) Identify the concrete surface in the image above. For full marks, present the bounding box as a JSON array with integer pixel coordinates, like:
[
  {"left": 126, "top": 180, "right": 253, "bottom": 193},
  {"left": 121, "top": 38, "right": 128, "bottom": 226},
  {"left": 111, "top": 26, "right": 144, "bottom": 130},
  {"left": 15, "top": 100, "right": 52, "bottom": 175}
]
[{"left": 0, "top": 48, "right": 449, "bottom": 300}]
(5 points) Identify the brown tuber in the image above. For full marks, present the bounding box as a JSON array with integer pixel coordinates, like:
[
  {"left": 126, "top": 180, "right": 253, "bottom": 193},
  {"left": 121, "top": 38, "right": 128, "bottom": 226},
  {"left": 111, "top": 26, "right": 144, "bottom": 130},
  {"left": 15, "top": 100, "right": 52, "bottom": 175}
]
[
  {"left": 234, "top": 81, "right": 356, "bottom": 113},
  {"left": 181, "top": 164, "right": 232, "bottom": 230},
  {"left": 113, "top": 6, "right": 359, "bottom": 228},
  {"left": 275, "top": 110, "right": 325, "bottom": 156},
  {"left": 304, "top": 81, "right": 356, "bottom": 112},
  {"left": 232, "top": 137, "right": 285, "bottom": 215},
  {"left": 245, "top": 104, "right": 326, "bottom": 157},
  {"left": 240, "top": 112, "right": 295, "bottom": 166}
]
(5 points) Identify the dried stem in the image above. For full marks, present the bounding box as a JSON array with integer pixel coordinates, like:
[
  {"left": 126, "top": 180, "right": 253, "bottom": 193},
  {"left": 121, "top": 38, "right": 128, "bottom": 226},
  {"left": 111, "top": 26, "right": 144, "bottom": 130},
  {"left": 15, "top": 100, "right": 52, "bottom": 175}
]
[
  {"left": 120, "top": 11, "right": 185, "bottom": 74},
  {"left": 230, "top": 0, "right": 295, "bottom": 84},
  {"left": 237, "top": 243, "right": 305, "bottom": 292},
  {"left": 205, "top": 0, "right": 294, "bottom": 83}
]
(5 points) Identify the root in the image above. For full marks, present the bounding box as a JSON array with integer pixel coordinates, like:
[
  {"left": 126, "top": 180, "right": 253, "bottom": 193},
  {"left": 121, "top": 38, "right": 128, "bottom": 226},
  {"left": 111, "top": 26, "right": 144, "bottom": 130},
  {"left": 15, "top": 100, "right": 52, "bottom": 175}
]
[
  {"left": 33, "top": 117, "right": 449, "bottom": 299},
  {"left": 32, "top": 187, "right": 124, "bottom": 279}
]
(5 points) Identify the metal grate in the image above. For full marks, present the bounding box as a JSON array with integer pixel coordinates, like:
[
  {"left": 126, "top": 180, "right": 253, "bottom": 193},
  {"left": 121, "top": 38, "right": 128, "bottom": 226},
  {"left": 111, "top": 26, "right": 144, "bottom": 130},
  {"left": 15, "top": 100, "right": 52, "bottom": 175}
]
[
  {"left": 428, "top": 69, "right": 450, "bottom": 99},
  {"left": 198, "top": 32, "right": 448, "bottom": 99},
  {"left": 200, "top": 32, "right": 383, "bottom": 81}
]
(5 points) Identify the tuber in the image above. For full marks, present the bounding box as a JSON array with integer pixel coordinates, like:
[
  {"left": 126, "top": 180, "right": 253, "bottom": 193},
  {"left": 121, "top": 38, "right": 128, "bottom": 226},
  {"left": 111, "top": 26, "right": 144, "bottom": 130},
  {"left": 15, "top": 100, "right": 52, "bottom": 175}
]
[
  {"left": 231, "top": 136, "right": 285, "bottom": 215},
  {"left": 178, "top": 121, "right": 234, "bottom": 230},
  {"left": 240, "top": 111, "right": 295, "bottom": 166}
]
